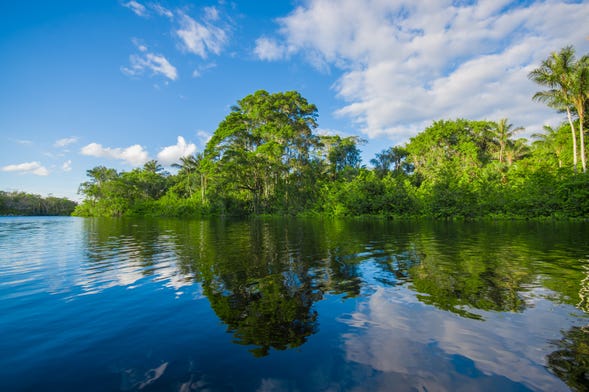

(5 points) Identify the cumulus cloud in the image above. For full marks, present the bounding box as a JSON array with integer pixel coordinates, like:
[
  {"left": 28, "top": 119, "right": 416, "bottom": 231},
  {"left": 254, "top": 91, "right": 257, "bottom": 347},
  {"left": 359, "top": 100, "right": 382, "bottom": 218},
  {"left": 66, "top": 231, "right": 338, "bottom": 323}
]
[
  {"left": 156, "top": 136, "right": 197, "bottom": 165},
  {"left": 341, "top": 286, "right": 570, "bottom": 391},
  {"left": 122, "top": 1, "right": 148, "bottom": 17},
  {"left": 176, "top": 9, "right": 228, "bottom": 58},
  {"left": 258, "top": 0, "right": 589, "bottom": 142},
  {"left": 1, "top": 161, "right": 49, "bottom": 176},
  {"left": 54, "top": 137, "right": 78, "bottom": 147},
  {"left": 122, "top": 52, "right": 178, "bottom": 80},
  {"left": 81, "top": 142, "right": 149, "bottom": 166}
]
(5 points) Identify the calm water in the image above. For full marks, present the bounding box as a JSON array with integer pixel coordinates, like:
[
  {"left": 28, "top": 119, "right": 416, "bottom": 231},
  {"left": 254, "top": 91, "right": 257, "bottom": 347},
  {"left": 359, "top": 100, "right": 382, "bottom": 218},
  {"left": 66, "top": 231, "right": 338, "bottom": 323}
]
[{"left": 1, "top": 217, "right": 588, "bottom": 391}]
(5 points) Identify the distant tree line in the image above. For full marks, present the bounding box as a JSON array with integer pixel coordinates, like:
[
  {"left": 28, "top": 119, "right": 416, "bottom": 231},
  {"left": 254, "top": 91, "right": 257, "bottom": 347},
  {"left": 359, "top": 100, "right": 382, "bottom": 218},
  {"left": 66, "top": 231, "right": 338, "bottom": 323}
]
[
  {"left": 73, "top": 46, "right": 589, "bottom": 219},
  {"left": 0, "top": 191, "right": 77, "bottom": 216}
]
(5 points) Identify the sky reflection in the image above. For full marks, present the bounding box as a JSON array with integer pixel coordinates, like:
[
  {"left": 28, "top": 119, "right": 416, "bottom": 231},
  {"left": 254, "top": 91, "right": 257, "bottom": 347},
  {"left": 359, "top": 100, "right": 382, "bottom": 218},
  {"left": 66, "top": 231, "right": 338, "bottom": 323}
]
[{"left": 341, "top": 286, "right": 583, "bottom": 391}]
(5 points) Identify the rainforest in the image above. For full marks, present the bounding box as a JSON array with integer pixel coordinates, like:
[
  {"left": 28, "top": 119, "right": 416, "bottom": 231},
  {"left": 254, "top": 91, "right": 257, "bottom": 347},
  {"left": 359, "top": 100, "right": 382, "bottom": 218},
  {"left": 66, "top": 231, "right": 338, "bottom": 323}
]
[{"left": 72, "top": 47, "right": 589, "bottom": 220}]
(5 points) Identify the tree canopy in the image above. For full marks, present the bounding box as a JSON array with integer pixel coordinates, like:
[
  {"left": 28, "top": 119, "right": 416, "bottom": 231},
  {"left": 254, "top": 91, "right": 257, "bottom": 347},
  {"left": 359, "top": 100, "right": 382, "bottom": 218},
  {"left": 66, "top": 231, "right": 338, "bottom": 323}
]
[
  {"left": 0, "top": 191, "right": 77, "bottom": 216},
  {"left": 73, "top": 47, "right": 589, "bottom": 219}
]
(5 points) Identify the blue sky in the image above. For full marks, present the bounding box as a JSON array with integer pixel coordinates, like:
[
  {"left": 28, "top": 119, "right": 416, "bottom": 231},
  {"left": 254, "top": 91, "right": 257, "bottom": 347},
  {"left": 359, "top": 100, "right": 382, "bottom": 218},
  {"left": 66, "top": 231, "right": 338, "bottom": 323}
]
[{"left": 1, "top": 0, "right": 588, "bottom": 200}]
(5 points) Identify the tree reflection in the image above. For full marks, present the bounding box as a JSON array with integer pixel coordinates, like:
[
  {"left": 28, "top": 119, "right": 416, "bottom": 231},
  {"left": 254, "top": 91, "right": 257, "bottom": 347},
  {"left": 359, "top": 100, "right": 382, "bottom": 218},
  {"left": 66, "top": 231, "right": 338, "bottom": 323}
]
[
  {"left": 404, "top": 222, "right": 589, "bottom": 319},
  {"left": 178, "top": 218, "right": 406, "bottom": 356},
  {"left": 80, "top": 217, "right": 589, "bottom": 361},
  {"left": 396, "top": 224, "right": 527, "bottom": 319},
  {"left": 205, "top": 272, "right": 320, "bottom": 357},
  {"left": 83, "top": 218, "right": 170, "bottom": 272},
  {"left": 547, "top": 325, "right": 589, "bottom": 391},
  {"left": 179, "top": 219, "right": 341, "bottom": 356}
]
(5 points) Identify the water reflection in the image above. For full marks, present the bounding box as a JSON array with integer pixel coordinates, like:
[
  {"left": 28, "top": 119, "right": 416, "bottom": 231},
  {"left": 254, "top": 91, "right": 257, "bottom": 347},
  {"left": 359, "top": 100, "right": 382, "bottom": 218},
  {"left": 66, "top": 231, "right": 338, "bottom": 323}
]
[
  {"left": 77, "top": 219, "right": 589, "bottom": 356},
  {"left": 547, "top": 325, "right": 589, "bottom": 391},
  {"left": 341, "top": 286, "right": 572, "bottom": 391},
  {"left": 79, "top": 218, "right": 195, "bottom": 295},
  {"left": 402, "top": 222, "right": 589, "bottom": 319},
  {"left": 189, "top": 221, "right": 323, "bottom": 356},
  {"left": 2, "top": 217, "right": 589, "bottom": 391}
]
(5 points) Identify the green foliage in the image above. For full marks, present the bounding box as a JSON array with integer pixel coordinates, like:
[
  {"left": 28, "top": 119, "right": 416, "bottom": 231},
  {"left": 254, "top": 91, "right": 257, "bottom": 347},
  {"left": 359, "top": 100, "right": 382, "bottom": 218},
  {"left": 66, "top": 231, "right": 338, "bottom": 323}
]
[
  {"left": 547, "top": 326, "right": 589, "bottom": 391},
  {"left": 558, "top": 172, "right": 589, "bottom": 217},
  {"left": 319, "top": 170, "right": 416, "bottom": 217},
  {"left": 73, "top": 163, "right": 174, "bottom": 217},
  {"left": 74, "top": 83, "right": 589, "bottom": 220},
  {"left": 204, "top": 90, "right": 320, "bottom": 215},
  {"left": 0, "top": 191, "right": 77, "bottom": 216},
  {"left": 529, "top": 45, "right": 589, "bottom": 173},
  {"left": 371, "top": 146, "right": 411, "bottom": 177},
  {"left": 320, "top": 135, "right": 364, "bottom": 179}
]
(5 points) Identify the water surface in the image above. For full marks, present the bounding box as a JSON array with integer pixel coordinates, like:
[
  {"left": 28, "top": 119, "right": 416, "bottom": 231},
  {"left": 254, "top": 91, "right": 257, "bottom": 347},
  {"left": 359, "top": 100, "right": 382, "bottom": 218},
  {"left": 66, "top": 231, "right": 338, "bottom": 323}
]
[{"left": 1, "top": 217, "right": 588, "bottom": 391}]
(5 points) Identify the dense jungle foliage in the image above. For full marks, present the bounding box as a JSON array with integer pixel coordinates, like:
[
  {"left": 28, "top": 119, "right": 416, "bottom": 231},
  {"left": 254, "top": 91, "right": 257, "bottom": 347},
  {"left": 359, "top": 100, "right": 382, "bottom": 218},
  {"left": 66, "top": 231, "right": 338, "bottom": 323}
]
[
  {"left": 73, "top": 47, "right": 589, "bottom": 219},
  {"left": 0, "top": 191, "right": 77, "bottom": 216}
]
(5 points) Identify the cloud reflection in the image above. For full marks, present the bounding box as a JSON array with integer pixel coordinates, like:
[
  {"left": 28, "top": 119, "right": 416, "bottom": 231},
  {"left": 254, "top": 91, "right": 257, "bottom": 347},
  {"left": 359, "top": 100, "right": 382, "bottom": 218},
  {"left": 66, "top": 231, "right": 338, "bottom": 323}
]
[{"left": 341, "top": 286, "right": 574, "bottom": 391}]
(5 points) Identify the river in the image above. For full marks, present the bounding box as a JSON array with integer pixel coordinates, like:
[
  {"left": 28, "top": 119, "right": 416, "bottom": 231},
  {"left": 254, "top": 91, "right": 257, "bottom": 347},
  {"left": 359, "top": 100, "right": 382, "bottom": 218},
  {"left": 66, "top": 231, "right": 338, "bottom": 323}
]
[{"left": 1, "top": 216, "right": 588, "bottom": 391}]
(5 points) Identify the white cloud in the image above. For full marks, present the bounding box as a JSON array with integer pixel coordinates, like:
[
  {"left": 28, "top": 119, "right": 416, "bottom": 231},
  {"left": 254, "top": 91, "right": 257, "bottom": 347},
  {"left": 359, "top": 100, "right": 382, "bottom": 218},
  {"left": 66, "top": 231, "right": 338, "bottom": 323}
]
[
  {"left": 62, "top": 160, "right": 72, "bottom": 172},
  {"left": 203, "top": 6, "right": 219, "bottom": 22},
  {"left": 81, "top": 142, "right": 149, "bottom": 166},
  {"left": 54, "top": 137, "right": 78, "bottom": 148},
  {"left": 156, "top": 136, "right": 197, "bottom": 165},
  {"left": 11, "top": 139, "right": 33, "bottom": 145},
  {"left": 176, "top": 10, "right": 228, "bottom": 58},
  {"left": 1, "top": 161, "right": 49, "bottom": 176},
  {"left": 131, "top": 37, "right": 148, "bottom": 52},
  {"left": 340, "top": 286, "right": 573, "bottom": 391},
  {"left": 150, "top": 3, "right": 173, "bottom": 19},
  {"left": 122, "top": 52, "right": 178, "bottom": 81},
  {"left": 254, "top": 37, "right": 288, "bottom": 61},
  {"left": 192, "top": 62, "right": 217, "bottom": 78},
  {"left": 196, "top": 131, "right": 212, "bottom": 146},
  {"left": 259, "top": 0, "right": 589, "bottom": 143},
  {"left": 122, "top": 1, "right": 148, "bottom": 17},
  {"left": 122, "top": 6, "right": 229, "bottom": 80}
]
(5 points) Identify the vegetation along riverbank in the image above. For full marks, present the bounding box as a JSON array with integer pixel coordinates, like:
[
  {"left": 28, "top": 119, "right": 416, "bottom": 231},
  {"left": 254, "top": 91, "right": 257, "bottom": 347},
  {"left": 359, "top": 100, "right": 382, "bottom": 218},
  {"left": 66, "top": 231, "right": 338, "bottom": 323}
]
[{"left": 69, "top": 46, "right": 589, "bottom": 220}]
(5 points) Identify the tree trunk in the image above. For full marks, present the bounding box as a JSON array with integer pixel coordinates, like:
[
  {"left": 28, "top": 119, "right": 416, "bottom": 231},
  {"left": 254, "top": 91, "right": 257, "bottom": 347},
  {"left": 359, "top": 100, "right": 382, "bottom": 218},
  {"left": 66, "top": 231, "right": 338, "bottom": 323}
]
[
  {"left": 580, "top": 118, "right": 586, "bottom": 173},
  {"left": 567, "top": 108, "right": 578, "bottom": 172},
  {"left": 200, "top": 173, "right": 206, "bottom": 204},
  {"left": 499, "top": 143, "right": 504, "bottom": 163}
]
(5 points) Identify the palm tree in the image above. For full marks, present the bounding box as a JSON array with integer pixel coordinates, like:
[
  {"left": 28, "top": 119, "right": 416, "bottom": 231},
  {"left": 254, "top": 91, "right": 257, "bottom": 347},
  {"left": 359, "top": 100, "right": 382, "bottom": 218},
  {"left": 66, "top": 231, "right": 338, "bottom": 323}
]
[
  {"left": 491, "top": 118, "right": 523, "bottom": 164},
  {"left": 504, "top": 138, "right": 530, "bottom": 166},
  {"left": 568, "top": 55, "right": 589, "bottom": 172},
  {"left": 172, "top": 153, "right": 205, "bottom": 201},
  {"left": 532, "top": 125, "right": 566, "bottom": 168},
  {"left": 528, "top": 46, "right": 587, "bottom": 172},
  {"left": 80, "top": 166, "right": 118, "bottom": 200},
  {"left": 143, "top": 160, "right": 164, "bottom": 174}
]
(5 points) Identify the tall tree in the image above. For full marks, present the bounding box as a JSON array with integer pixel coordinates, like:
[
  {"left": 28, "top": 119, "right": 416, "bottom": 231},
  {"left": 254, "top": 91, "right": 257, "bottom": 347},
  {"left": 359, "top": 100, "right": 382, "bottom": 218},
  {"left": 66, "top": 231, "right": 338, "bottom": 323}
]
[
  {"left": 370, "top": 146, "right": 409, "bottom": 177},
  {"left": 529, "top": 46, "right": 588, "bottom": 172},
  {"left": 79, "top": 166, "right": 118, "bottom": 200},
  {"left": 320, "top": 135, "right": 364, "bottom": 179},
  {"left": 172, "top": 153, "right": 206, "bottom": 200},
  {"left": 569, "top": 55, "right": 589, "bottom": 172},
  {"left": 205, "top": 90, "right": 319, "bottom": 214},
  {"left": 532, "top": 124, "right": 568, "bottom": 169},
  {"left": 504, "top": 138, "right": 530, "bottom": 166},
  {"left": 491, "top": 118, "right": 524, "bottom": 164}
]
